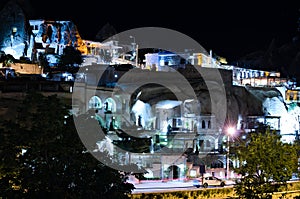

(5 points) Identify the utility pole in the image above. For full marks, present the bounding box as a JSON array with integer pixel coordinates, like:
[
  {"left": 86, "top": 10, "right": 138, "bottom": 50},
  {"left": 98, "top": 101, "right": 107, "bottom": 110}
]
[
  {"left": 226, "top": 134, "right": 230, "bottom": 180},
  {"left": 226, "top": 127, "right": 235, "bottom": 179},
  {"left": 136, "top": 44, "right": 138, "bottom": 67}
]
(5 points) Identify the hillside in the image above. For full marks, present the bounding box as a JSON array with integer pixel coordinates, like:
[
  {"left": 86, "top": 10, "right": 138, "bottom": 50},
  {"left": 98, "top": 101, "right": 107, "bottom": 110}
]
[{"left": 234, "top": 34, "right": 300, "bottom": 83}]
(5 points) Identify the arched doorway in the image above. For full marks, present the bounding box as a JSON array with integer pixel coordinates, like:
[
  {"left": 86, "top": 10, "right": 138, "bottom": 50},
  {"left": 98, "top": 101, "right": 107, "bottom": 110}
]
[
  {"left": 129, "top": 83, "right": 180, "bottom": 131},
  {"left": 168, "top": 165, "right": 180, "bottom": 180},
  {"left": 88, "top": 96, "right": 102, "bottom": 110},
  {"left": 104, "top": 97, "right": 116, "bottom": 113}
]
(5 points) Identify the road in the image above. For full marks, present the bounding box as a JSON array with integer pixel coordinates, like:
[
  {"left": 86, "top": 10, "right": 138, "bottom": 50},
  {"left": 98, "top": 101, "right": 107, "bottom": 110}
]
[
  {"left": 131, "top": 178, "right": 300, "bottom": 194},
  {"left": 132, "top": 180, "right": 234, "bottom": 194}
]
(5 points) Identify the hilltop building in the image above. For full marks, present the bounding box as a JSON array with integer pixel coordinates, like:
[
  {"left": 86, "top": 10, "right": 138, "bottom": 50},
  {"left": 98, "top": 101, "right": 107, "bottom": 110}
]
[{"left": 0, "top": 1, "right": 124, "bottom": 68}]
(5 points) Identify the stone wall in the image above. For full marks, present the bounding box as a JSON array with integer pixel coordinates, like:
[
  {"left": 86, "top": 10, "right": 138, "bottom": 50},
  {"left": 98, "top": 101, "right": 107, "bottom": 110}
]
[{"left": 9, "top": 63, "right": 43, "bottom": 74}]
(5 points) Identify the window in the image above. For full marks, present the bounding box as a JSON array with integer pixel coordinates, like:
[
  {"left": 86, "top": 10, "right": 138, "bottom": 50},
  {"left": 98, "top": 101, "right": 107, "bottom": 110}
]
[
  {"left": 289, "top": 92, "right": 294, "bottom": 101},
  {"left": 199, "top": 140, "right": 204, "bottom": 150},
  {"left": 104, "top": 98, "right": 117, "bottom": 113},
  {"left": 202, "top": 120, "right": 206, "bottom": 129},
  {"left": 208, "top": 120, "right": 211, "bottom": 128},
  {"left": 88, "top": 96, "right": 102, "bottom": 110}
]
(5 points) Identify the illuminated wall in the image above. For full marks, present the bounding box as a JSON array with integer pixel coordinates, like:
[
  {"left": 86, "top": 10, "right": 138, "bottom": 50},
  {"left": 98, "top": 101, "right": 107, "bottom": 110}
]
[
  {"left": 232, "top": 67, "right": 286, "bottom": 87},
  {"left": 286, "top": 90, "right": 300, "bottom": 103},
  {"left": 144, "top": 52, "right": 219, "bottom": 71},
  {"left": 0, "top": 1, "right": 88, "bottom": 63},
  {"left": 29, "top": 20, "right": 87, "bottom": 57}
]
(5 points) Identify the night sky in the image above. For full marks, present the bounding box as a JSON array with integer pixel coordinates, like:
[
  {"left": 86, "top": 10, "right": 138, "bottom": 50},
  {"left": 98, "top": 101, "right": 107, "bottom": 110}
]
[{"left": 4, "top": 0, "right": 300, "bottom": 63}]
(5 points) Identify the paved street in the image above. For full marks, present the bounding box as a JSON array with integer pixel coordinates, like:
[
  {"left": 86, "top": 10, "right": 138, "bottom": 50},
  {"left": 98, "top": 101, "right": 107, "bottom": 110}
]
[
  {"left": 132, "top": 180, "right": 235, "bottom": 193},
  {"left": 132, "top": 180, "right": 194, "bottom": 193}
]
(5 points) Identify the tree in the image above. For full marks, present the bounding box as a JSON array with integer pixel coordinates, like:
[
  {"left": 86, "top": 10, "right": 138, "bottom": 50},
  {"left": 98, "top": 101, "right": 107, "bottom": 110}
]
[
  {"left": 37, "top": 52, "right": 49, "bottom": 72},
  {"left": 0, "top": 51, "right": 16, "bottom": 66},
  {"left": 0, "top": 92, "right": 135, "bottom": 198},
  {"left": 59, "top": 46, "right": 83, "bottom": 68},
  {"left": 234, "top": 127, "right": 299, "bottom": 199}
]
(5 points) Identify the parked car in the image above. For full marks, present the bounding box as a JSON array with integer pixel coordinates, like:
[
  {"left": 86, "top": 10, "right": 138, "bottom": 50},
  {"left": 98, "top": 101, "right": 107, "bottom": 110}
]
[
  {"left": 203, "top": 176, "right": 226, "bottom": 188},
  {"left": 193, "top": 176, "right": 226, "bottom": 188}
]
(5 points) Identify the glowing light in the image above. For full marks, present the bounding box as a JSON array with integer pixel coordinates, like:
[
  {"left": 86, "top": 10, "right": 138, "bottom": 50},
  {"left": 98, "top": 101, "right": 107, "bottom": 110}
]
[
  {"left": 131, "top": 100, "right": 152, "bottom": 128},
  {"left": 156, "top": 100, "right": 182, "bottom": 109},
  {"left": 227, "top": 127, "right": 235, "bottom": 136},
  {"left": 21, "top": 149, "right": 27, "bottom": 155}
]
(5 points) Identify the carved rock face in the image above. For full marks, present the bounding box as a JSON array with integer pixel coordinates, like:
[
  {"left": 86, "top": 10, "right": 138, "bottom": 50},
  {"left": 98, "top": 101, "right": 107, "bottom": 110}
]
[
  {"left": 0, "top": 1, "right": 86, "bottom": 61},
  {"left": 0, "top": 1, "right": 28, "bottom": 59}
]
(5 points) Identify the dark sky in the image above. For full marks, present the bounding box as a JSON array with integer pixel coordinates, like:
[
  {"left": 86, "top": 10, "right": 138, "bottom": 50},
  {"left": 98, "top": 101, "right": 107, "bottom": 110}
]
[{"left": 17, "top": 0, "right": 300, "bottom": 62}]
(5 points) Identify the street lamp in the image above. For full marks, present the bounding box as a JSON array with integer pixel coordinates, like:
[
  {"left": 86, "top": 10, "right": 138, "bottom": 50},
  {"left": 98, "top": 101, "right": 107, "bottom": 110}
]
[
  {"left": 129, "top": 35, "right": 138, "bottom": 67},
  {"left": 226, "top": 127, "right": 235, "bottom": 180}
]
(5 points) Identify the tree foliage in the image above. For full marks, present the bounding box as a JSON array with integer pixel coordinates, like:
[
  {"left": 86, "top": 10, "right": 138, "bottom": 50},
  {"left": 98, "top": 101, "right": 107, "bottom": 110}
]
[
  {"left": 0, "top": 51, "right": 16, "bottom": 66},
  {"left": 37, "top": 52, "right": 50, "bottom": 72},
  {"left": 59, "top": 46, "right": 83, "bottom": 67},
  {"left": 234, "top": 127, "right": 299, "bottom": 199},
  {"left": 0, "top": 92, "right": 135, "bottom": 198}
]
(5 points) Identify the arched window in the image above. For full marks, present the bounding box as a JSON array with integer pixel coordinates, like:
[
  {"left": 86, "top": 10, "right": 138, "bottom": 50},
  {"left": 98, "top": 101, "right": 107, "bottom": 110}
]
[
  {"left": 104, "top": 98, "right": 117, "bottom": 113},
  {"left": 208, "top": 120, "right": 211, "bottom": 129},
  {"left": 88, "top": 96, "right": 102, "bottom": 110},
  {"left": 199, "top": 140, "right": 204, "bottom": 150},
  {"left": 202, "top": 120, "right": 206, "bottom": 129}
]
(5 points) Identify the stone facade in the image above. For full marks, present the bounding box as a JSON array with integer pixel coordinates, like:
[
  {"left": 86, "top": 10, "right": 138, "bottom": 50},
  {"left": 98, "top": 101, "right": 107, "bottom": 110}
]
[{"left": 7, "top": 62, "right": 43, "bottom": 74}]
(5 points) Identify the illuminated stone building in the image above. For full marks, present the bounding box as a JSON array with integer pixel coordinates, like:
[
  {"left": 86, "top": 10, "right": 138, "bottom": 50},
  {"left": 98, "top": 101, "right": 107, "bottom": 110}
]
[
  {"left": 0, "top": 1, "right": 123, "bottom": 67},
  {"left": 231, "top": 67, "right": 288, "bottom": 87},
  {"left": 72, "top": 65, "right": 235, "bottom": 179},
  {"left": 1, "top": 0, "right": 300, "bottom": 180}
]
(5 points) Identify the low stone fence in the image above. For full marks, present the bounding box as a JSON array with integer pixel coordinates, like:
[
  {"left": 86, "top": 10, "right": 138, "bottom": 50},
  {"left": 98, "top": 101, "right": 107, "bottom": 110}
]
[{"left": 0, "top": 81, "right": 73, "bottom": 93}]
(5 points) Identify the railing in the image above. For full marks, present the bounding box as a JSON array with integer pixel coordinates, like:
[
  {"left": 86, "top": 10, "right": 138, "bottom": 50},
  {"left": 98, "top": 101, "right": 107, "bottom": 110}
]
[{"left": 0, "top": 80, "right": 73, "bottom": 93}]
